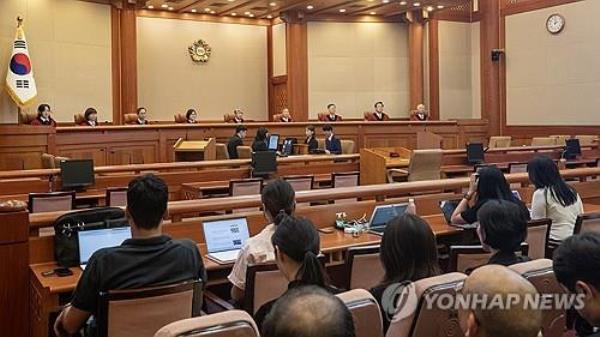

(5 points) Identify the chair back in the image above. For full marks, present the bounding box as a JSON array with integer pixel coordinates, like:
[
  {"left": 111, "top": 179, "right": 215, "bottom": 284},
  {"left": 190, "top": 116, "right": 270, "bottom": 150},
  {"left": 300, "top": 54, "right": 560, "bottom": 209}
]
[
  {"left": 123, "top": 113, "right": 138, "bottom": 124},
  {"left": 106, "top": 187, "right": 128, "bottom": 207},
  {"left": 97, "top": 280, "right": 202, "bottom": 337},
  {"left": 19, "top": 110, "right": 38, "bottom": 124},
  {"left": 230, "top": 179, "right": 263, "bottom": 213},
  {"left": 364, "top": 111, "right": 375, "bottom": 121},
  {"left": 575, "top": 135, "right": 598, "bottom": 146},
  {"left": 216, "top": 143, "right": 229, "bottom": 160},
  {"left": 549, "top": 135, "right": 569, "bottom": 146},
  {"left": 317, "top": 112, "right": 328, "bottom": 121},
  {"left": 407, "top": 150, "right": 442, "bottom": 182},
  {"left": 526, "top": 219, "right": 551, "bottom": 259},
  {"left": 174, "top": 113, "right": 187, "bottom": 123},
  {"left": 317, "top": 138, "right": 325, "bottom": 150},
  {"left": 508, "top": 162, "right": 528, "bottom": 174},
  {"left": 574, "top": 213, "right": 600, "bottom": 234},
  {"left": 237, "top": 146, "right": 252, "bottom": 159},
  {"left": 333, "top": 172, "right": 360, "bottom": 204},
  {"left": 154, "top": 310, "right": 259, "bottom": 337},
  {"left": 341, "top": 140, "right": 356, "bottom": 154},
  {"left": 386, "top": 273, "right": 467, "bottom": 337},
  {"left": 223, "top": 113, "right": 235, "bottom": 123},
  {"left": 74, "top": 113, "right": 85, "bottom": 125},
  {"left": 273, "top": 113, "right": 283, "bottom": 121},
  {"left": 283, "top": 175, "right": 314, "bottom": 192},
  {"left": 488, "top": 136, "right": 511, "bottom": 148},
  {"left": 510, "top": 259, "right": 567, "bottom": 337},
  {"left": 243, "top": 263, "right": 289, "bottom": 315},
  {"left": 345, "top": 245, "right": 385, "bottom": 290},
  {"left": 41, "top": 153, "right": 56, "bottom": 169},
  {"left": 531, "top": 137, "right": 555, "bottom": 146},
  {"left": 337, "top": 289, "right": 384, "bottom": 337},
  {"left": 28, "top": 191, "right": 75, "bottom": 213},
  {"left": 448, "top": 243, "right": 529, "bottom": 273}
]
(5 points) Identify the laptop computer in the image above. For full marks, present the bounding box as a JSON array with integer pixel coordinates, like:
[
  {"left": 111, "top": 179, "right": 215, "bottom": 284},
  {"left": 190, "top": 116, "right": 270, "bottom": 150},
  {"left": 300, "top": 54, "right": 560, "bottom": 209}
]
[
  {"left": 466, "top": 143, "right": 485, "bottom": 165},
  {"left": 268, "top": 134, "right": 280, "bottom": 151},
  {"left": 368, "top": 204, "right": 408, "bottom": 235},
  {"left": 281, "top": 138, "right": 297, "bottom": 156},
  {"left": 78, "top": 226, "right": 132, "bottom": 270},
  {"left": 512, "top": 190, "right": 522, "bottom": 201},
  {"left": 203, "top": 217, "right": 250, "bottom": 264},
  {"left": 439, "top": 199, "right": 477, "bottom": 229}
]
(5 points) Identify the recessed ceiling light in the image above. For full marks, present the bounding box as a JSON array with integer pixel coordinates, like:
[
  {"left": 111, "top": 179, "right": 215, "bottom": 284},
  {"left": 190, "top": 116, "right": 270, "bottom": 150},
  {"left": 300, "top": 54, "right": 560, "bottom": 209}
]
[
  {"left": 168, "top": 6, "right": 174, "bottom": 10},
  {"left": 382, "top": 0, "right": 389, "bottom": 3},
  {"left": 306, "top": 5, "right": 314, "bottom": 10},
  {"left": 231, "top": 12, "right": 237, "bottom": 16},
  {"left": 399, "top": 1, "right": 407, "bottom": 5},
  {"left": 269, "top": 2, "right": 277, "bottom": 6},
  {"left": 249, "top": 13, "right": 255, "bottom": 17},
  {"left": 191, "top": 8, "right": 197, "bottom": 12},
  {"left": 339, "top": 8, "right": 346, "bottom": 13},
  {"left": 210, "top": 10, "right": 216, "bottom": 14},
  {"left": 267, "top": 15, "right": 273, "bottom": 19},
  {"left": 369, "top": 11, "right": 377, "bottom": 15},
  {"left": 245, "top": 11, "right": 251, "bottom": 15},
  {"left": 204, "top": 7, "right": 211, "bottom": 12},
  {"left": 426, "top": 6, "right": 434, "bottom": 11},
  {"left": 147, "top": 5, "right": 154, "bottom": 9},
  {"left": 228, "top": 0, "right": 235, "bottom": 2},
  {"left": 437, "top": 5, "right": 444, "bottom": 9},
  {"left": 161, "top": 4, "right": 168, "bottom": 8},
  {"left": 413, "top": 2, "right": 420, "bottom": 6}
]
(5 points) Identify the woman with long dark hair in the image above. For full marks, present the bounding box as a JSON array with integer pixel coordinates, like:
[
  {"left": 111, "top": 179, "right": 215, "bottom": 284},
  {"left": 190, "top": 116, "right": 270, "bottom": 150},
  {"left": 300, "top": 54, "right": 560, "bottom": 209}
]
[
  {"left": 252, "top": 127, "right": 270, "bottom": 152},
  {"left": 528, "top": 156, "right": 583, "bottom": 245},
  {"left": 451, "top": 166, "right": 529, "bottom": 225},
  {"left": 228, "top": 179, "right": 296, "bottom": 302},
  {"left": 254, "top": 214, "right": 337, "bottom": 329},
  {"left": 371, "top": 213, "right": 441, "bottom": 332}
]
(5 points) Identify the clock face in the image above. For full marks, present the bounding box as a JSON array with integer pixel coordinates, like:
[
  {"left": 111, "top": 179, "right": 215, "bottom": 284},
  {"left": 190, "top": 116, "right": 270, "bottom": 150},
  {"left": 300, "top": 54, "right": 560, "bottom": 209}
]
[{"left": 547, "top": 14, "right": 565, "bottom": 34}]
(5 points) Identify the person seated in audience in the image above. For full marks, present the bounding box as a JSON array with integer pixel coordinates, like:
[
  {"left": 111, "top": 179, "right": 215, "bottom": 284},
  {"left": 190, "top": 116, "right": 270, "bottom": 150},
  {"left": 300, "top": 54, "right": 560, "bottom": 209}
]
[
  {"left": 477, "top": 199, "right": 531, "bottom": 266},
  {"left": 528, "top": 156, "right": 583, "bottom": 248},
  {"left": 252, "top": 127, "right": 270, "bottom": 152},
  {"left": 326, "top": 103, "right": 342, "bottom": 122},
  {"left": 322, "top": 124, "right": 342, "bottom": 155},
  {"left": 233, "top": 109, "right": 245, "bottom": 123},
  {"left": 262, "top": 286, "right": 355, "bottom": 337},
  {"left": 460, "top": 265, "right": 542, "bottom": 337},
  {"left": 254, "top": 214, "right": 341, "bottom": 329},
  {"left": 280, "top": 108, "right": 293, "bottom": 122},
  {"left": 410, "top": 103, "right": 429, "bottom": 121},
  {"left": 451, "top": 167, "right": 529, "bottom": 225},
  {"left": 53, "top": 174, "right": 206, "bottom": 337},
  {"left": 229, "top": 179, "right": 296, "bottom": 302},
  {"left": 372, "top": 101, "right": 390, "bottom": 121},
  {"left": 186, "top": 109, "right": 198, "bottom": 123},
  {"left": 136, "top": 107, "right": 149, "bottom": 125},
  {"left": 31, "top": 104, "right": 57, "bottom": 126},
  {"left": 554, "top": 232, "right": 600, "bottom": 337},
  {"left": 227, "top": 125, "right": 247, "bottom": 159},
  {"left": 370, "top": 213, "right": 441, "bottom": 332},
  {"left": 80, "top": 107, "right": 98, "bottom": 127},
  {"left": 305, "top": 125, "right": 318, "bottom": 153}
]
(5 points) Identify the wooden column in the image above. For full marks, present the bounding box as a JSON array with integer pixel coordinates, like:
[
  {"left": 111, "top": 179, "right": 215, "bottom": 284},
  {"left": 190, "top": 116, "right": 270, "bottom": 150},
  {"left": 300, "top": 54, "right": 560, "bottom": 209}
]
[
  {"left": 480, "top": 0, "right": 501, "bottom": 135},
  {"left": 111, "top": 6, "right": 122, "bottom": 124},
  {"left": 427, "top": 19, "right": 440, "bottom": 120},
  {"left": 284, "top": 13, "right": 308, "bottom": 122},
  {"left": 119, "top": 0, "right": 138, "bottom": 122},
  {"left": 408, "top": 12, "right": 425, "bottom": 110}
]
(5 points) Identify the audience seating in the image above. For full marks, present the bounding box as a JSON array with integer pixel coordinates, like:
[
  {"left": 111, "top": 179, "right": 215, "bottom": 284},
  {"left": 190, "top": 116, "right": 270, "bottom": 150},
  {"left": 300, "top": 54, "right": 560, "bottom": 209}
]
[
  {"left": 575, "top": 135, "right": 598, "bottom": 146},
  {"left": 123, "top": 113, "right": 139, "bottom": 124},
  {"left": 215, "top": 143, "right": 229, "bottom": 160},
  {"left": 488, "top": 136, "right": 512, "bottom": 148},
  {"left": 173, "top": 113, "right": 187, "bottom": 123},
  {"left": 510, "top": 259, "right": 567, "bottom": 337},
  {"left": 230, "top": 178, "right": 263, "bottom": 212},
  {"left": 73, "top": 113, "right": 85, "bottom": 125},
  {"left": 508, "top": 162, "right": 529, "bottom": 188},
  {"left": 154, "top": 310, "right": 259, "bottom": 337},
  {"left": 332, "top": 172, "right": 360, "bottom": 204},
  {"left": 41, "top": 153, "right": 70, "bottom": 169},
  {"left": 341, "top": 140, "right": 356, "bottom": 154},
  {"left": 242, "top": 263, "right": 288, "bottom": 315},
  {"left": 237, "top": 146, "right": 252, "bottom": 159},
  {"left": 96, "top": 280, "right": 203, "bottom": 337},
  {"left": 283, "top": 175, "right": 314, "bottom": 192},
  {"left": 448, "top": 243, "right": 529, "bottom": 273},
  {"left": 574, "top": 213, "right": 600, "bottom": 234},
  {"left": 344, "top": 245, "right": 385, "bottom": 290},
  {"left": 28, "top": 191, "right": 75, "bottom": 213},
  {"left": 526, "top": 219, "right": 552, "bottom": 259},
  {"left": 386, "top": 272, "right": 467, "bottom": 337},
  {"left": 531, "top": 137, "right": 556, "bottom": 146},
  {"left": 387, "top": 150, "right": 442, "bottom": 183},
  {"left": 106, "top": 187, "right": 128, "bottom": 207},
  {"left": 337, "top": 289, "right": 384, "bottom": 337}
]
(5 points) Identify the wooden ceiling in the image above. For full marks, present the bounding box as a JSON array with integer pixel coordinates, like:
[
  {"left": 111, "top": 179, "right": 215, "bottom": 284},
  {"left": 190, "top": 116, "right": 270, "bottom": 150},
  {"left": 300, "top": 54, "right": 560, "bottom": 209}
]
[{"left": 133, "top": 0, "right": 475, "bottom": 20}]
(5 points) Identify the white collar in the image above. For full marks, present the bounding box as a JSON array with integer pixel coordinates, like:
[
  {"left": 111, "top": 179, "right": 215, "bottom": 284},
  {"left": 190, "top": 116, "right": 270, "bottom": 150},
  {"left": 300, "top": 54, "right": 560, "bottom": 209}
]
[
  {"left": 138, "top": 119, "right": 145, "bottom": 124},
  {"left": 327, "top": 134, "right": 334, "bottom": 141},
  {"left": 88, "top": 120, "right": 96, "bottom": 126}
]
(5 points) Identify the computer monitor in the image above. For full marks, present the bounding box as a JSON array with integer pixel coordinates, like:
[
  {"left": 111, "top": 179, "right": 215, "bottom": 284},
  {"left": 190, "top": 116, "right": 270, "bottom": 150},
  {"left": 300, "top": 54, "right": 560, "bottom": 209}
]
[
  {"left": 60, "top": 159, "right": 95, "bottom": 190},
  {"left": 268, "top": 134, "right": 279, "bottom": 151},
  {"left": 466, "top": 143, "right": 485, "bottom": 165},
  {"left": 565, "top": 139, "right": 581, "bottom": 159},
  {"left": 252, "top": 151, "right": 277, "bottom": 176}
]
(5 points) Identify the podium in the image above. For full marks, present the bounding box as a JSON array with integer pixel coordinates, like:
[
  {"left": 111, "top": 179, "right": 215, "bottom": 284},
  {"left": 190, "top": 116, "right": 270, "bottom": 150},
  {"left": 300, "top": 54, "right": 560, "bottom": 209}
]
[
  {"left": 360, "top": 147, "right": 411, "bottom": 185},
  {"left": 173, "top": 138, "right": 216, "bottom": 162},
  {"left": 416, "top": 131, "right": 443, "bottom": 149}
]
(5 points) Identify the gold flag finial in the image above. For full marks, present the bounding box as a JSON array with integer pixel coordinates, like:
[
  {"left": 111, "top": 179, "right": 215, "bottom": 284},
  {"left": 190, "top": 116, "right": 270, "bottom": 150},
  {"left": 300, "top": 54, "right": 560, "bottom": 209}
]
[{"left": 17, "top": 16, "right": 23, "bottom": 27}]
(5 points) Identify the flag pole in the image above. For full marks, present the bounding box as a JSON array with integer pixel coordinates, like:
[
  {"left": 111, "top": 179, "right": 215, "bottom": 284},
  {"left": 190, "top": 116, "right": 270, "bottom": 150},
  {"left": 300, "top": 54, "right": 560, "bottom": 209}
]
[{"left": 16, "top": 17, "right": 23, "bottom": 124}]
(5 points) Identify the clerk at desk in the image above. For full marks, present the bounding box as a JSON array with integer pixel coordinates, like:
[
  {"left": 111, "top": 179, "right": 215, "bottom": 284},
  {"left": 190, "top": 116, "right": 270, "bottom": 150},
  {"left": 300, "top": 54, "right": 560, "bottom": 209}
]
[{"left": 323, "top": 124, "right": 342, "bottom": 155}]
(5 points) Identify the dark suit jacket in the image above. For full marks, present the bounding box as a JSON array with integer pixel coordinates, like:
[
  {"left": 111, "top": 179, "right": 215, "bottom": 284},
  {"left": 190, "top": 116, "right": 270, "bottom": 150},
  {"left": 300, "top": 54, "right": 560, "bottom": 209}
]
[
  {"left": 305, "top": 137, "right": 318, "bottom": 152},
  {"left": 227, "top": 135, "right": 244, "bottom": 159},
  {"left": 252, "top": 139, "right": 268, "bottom": 152},
  {"left": 325, "top": 136, "right": 342, "bottom": 155}
]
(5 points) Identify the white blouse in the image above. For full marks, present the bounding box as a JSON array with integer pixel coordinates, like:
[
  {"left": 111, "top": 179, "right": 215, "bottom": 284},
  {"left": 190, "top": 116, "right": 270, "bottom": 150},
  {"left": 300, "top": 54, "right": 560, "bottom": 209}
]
[{"left": 531, "top": 188, "right": 583, "bottom": 242}]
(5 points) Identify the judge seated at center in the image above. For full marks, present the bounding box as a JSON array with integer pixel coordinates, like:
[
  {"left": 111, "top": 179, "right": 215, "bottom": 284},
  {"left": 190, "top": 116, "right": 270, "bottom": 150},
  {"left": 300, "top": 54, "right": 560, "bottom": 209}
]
[{"left": 410, "top": 103, "right": 429, "bottom": 121}]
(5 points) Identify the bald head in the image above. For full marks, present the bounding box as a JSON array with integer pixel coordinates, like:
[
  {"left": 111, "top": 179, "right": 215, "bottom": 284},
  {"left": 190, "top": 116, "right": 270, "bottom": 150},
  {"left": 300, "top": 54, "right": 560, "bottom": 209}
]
[
  {"left": 262, "top": 286, "right": 355, "bottom": 337},
  {"left": 462, "top": 265, "right": 542, "bottom": 337}
]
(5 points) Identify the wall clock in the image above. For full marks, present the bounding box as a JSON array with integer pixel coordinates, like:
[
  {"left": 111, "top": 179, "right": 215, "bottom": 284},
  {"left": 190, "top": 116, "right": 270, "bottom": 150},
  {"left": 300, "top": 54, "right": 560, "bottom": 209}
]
[{"left": 546, "top": 14, "right": 565, "bottom": 35}]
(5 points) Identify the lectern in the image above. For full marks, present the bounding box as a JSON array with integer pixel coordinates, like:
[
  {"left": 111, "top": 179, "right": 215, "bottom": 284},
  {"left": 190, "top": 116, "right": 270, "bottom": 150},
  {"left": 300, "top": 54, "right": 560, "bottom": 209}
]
[{"left": 173, "top": 138, "right": 216, "bottom": 162}]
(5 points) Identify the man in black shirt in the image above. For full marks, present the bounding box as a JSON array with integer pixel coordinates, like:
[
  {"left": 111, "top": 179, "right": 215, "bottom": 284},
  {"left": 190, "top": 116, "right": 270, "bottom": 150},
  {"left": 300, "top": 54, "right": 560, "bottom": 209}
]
[
  {"left": 227, "top": 125, "right": 247, "bottom": 159},
  {"left": 53, "top": 174, "right": 206, "bottom": 336}
]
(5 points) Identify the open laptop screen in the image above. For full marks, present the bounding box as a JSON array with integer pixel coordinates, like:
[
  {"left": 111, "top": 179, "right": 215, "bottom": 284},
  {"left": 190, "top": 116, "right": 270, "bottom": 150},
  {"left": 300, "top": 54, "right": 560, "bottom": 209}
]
[
  {"left": 78, "top": 227, "right": 131, "bottom": 266},
  {"left": 202, "top": 218, "right": 250, "bottom": 254},
  {"left": 268, "top": 135, "right": 279, "bottom": 151},
  {"left": 370, "top": 204, "right": 408, "bottom": 228}
]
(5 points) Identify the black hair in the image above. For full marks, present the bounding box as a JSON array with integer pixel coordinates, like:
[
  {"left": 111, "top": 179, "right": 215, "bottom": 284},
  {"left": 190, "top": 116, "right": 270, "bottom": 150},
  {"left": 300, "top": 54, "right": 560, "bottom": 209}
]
[
  {"left": 272, "top": 215, "right": 329, "bottom": 287},
  {"left": 255, "top": 127, "right": 269, "bottom": 142},
  {"left": 476, "top": 166, "right": 516, "bottom": 201},
  {"left": 322, "top": 124, "right": 333, "bottom": 132},
  {"left": 554, "top": 232, "right": 600, "bottom": 292},
  {"left": 235, "top": 125, "right": 248, "bottom": 134},
  {"left": 527, "top": 156, "right": 578, "bottom": 207},
  {"left": 477, "top": 199, "right": 528, "bottom": 252},
  {"left": 262, "top": 285, "right": 355, "bottom": 337},
  {"left": 136, "top": 107, "right": 146, "bottom": 115},
  {"left": 327, "top": 103, "right": 336, "bottom": 110},
  {"left": 380, "top": 213, "right": 441, "bottom": 285},
  {"left": 84, "top": 107, "right": 97, "bottom": 121},
  {"left": 126, "top": 174, "right": 168, "bottom": 230},
  {"left": 306, "top": 125, "right": 315, "bottom": 135},
  {"left": 37, "top": 104, "right": 51, "bottom": 116},
  {"left": 374, "top": 101, "right": 384, "bottom": 108},
  {"left": 186, "top": 109, "right": 196, "bottom": 120},
  {"left": 261, "top": 179, "right": 295, "bottom": 223}
]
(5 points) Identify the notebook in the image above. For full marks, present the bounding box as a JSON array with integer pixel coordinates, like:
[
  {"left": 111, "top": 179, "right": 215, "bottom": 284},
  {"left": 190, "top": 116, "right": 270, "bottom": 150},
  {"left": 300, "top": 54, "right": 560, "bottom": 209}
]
[
  {"left": 78, "top": 227, "right": 131, "bottom": 270},
  {"left": 368, "top": 204, "right": 408, "bottom": 236},
  {"left": 203, "top": 217, "right": 250, "bottom": 264}
]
